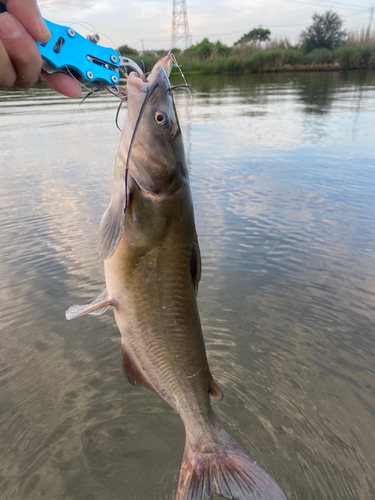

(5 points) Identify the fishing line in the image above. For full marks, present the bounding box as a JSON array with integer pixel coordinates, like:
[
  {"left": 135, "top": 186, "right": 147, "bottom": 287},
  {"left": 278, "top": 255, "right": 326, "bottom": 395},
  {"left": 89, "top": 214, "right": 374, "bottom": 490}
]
[
  {"left": 114, "top": 63, "right": 168, "bottom": 130},
  {"left": 120, "top": 53, "right": 195, "bottom": 199},
  {"left": 168, "top": 51, "right": 194, "bottom": 124},
  {"left": 55, "top": 22, "right": 102, "bottom": 96},
  {"left": 59, "top": 21, "right": 123, "bottom": 102},
  {"left": 64, "top": 65, "right": 95, "bottom": 94},
  {"left": 116, "top": 57, "right": 188, "bottom": 129},
  {"left": 59, "top": 20, "right": 121, "bottom": 54},
  {"left": 58, "top": 21, "right": 99, "bottom": 33},
  {"left": 115, "top": 99, "right": 126, "bottom": 131},
  {"left": 80, "top": 90, "right": 95, "bottom": 104},
  {"left": 124, "top": 63, "right": 164, "bottom": 97},
  {"left": 168, "top": 84, "right": 195, "bottom": 93},
  {"left": 115, "top": 54, "right": 188, "bottom": 132},
  {"left": 120, "top": 54, "right": 194, "bottom": 213},
  {"left": 123, "top": 82, "right": 160, "bottom": 213},
  {"left": 62, "top": 21, "right": 162, "bottom": 105}
]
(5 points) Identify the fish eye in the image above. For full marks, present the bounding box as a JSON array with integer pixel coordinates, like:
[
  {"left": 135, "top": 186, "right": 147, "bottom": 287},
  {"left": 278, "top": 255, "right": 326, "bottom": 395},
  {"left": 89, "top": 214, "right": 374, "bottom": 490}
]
[{"left": 154, "top": 110, "right": 169, "bottom": 126}]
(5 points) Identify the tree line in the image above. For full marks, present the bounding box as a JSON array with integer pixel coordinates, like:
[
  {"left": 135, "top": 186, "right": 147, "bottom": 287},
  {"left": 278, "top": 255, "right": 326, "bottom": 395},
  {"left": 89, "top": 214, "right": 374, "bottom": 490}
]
[{"left": 118, "top": 11, "right": 375, "bottom": 74}]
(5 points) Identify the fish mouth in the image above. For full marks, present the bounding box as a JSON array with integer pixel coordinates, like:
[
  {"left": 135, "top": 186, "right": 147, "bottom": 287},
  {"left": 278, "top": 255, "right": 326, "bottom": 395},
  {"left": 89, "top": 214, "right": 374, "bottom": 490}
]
[
  {"left": 127, "top": 71, "right": 148, "bottom": 92},
  {"left": 127, "top": 55, "right": 173, "bottom": 93},
  {"left": 124, "top": 54, "right": 173, "bottom": 128},
  {"left": 153, "top": 54, "right": 174, "bottom": 77}
]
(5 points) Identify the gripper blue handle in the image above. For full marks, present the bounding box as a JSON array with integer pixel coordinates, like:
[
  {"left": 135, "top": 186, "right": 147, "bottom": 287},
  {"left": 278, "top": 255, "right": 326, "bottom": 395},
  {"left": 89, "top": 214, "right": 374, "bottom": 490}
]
[
  {"left": 38, "top": 19, "right": 120, "bottom": 85},
  {"left": 0, "top": 3, "right": 120, "bottom": 86}
]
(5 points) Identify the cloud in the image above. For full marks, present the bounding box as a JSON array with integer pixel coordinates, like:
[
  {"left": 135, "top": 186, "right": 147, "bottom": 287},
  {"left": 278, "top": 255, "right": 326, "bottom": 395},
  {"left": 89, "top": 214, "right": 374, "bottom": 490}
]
[
  {"left": 39, "top": 0, "right": 113, "bottom": 19},
  {"left": 36, "top": 0, "right": 374, "bottom": 50}
]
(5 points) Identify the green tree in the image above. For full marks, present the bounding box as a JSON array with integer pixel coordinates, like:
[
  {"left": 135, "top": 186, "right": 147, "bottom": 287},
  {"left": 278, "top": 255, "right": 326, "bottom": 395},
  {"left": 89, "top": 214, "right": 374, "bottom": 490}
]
[
  {"left": 183, "top": 38, "right": 230, "bottom": 60},
  {"left": 300, "top": 11, "right": 348, "bottom": 52},
  {"left": 215, "top": 41, "right": 231, "bottom": 57},
  {"left": 184, "top": 38, "right": 211, "bottom": 59},
  {"left": 235, "top": 28, "right": 271, "bottom": 45},
  {"left": 118, "top": 44, "right": 138, "bottom": 56}
]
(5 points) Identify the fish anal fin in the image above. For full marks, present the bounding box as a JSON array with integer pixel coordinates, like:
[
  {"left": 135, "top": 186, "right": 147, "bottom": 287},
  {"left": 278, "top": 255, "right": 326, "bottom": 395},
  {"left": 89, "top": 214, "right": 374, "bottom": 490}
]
[
  {"left": 209, "top": 378, "right": 223, "bottom": 402},
  {"left": 121, "top": 343, "right": 156, "bottom": 394},
  {"left": 65, "top": 289, "right": 118, "bottom": 320}
]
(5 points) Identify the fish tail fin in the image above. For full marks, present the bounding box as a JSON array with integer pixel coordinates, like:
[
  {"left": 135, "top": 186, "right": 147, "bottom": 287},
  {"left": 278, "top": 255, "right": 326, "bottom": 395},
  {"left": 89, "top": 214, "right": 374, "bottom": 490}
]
[{"left": 176, "top": 428, "right": 287, "bottom": 500}]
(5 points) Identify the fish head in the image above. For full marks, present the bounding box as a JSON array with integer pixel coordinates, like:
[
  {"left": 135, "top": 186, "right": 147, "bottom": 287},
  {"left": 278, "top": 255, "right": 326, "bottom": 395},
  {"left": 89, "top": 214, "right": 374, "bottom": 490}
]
[
  {"left": 124, "top": 55, "right": 187, "bottom": 195},
  {"left": 99, "top": 55, "right": 189, "bottom": 261}
]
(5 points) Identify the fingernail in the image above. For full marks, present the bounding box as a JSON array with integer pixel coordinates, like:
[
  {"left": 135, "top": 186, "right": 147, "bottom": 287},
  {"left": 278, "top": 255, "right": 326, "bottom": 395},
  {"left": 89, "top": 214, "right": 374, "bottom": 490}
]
[
  {"left": 38, "top": 17, "right": 50, "bottom": 42},
  {"left": 0, "top": 13, "right": 21, "bottom": 39}
]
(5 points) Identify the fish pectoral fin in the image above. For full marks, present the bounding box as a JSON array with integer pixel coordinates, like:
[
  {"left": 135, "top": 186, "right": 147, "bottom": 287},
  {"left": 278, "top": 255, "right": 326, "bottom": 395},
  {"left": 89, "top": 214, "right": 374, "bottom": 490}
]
[
  {"left": 209, "top": 378, "right": 224, "bottom": 402},
  {"left": 65, "top": 288, "right": 118, "bottom": 320},
  {"left": 99, "top": 184, "right": 128, "bottom": 261}
]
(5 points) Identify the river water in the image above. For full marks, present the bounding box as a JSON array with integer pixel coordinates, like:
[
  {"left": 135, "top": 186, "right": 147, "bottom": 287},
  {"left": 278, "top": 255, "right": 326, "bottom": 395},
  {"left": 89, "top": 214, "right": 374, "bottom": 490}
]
[{"left": 0, "top": 70, "right": 374, "bottom": 500}]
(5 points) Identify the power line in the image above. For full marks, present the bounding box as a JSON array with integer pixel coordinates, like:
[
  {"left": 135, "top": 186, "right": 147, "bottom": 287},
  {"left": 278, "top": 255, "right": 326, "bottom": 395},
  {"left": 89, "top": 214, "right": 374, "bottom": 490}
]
[
  {"left": 191, "top": 29, "right": 247, "bottom": 37},
  {"left": 135, "top": 26, "right": 302, "bottom": 44},
  {"left": 343, "top": 9, "right": 371, "bottom": 18},
  {"left": 292, "top": 0, "right": 370, "bottom": 9},
  {"left": 137, "top": 25, "right": 304, "bottom": 43},
  {"left": 191, "top": 23, "right": 308, "bottom": 38},
  {"left": 287, "top": 0, "right": 369, "bottom": 11},
  {"left": 127, "top": 2, "right": 373, "bottom": 47}
]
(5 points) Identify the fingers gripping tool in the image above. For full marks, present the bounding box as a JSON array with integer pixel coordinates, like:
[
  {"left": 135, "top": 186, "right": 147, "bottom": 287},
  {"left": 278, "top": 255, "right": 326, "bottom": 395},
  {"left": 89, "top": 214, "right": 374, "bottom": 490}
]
[{"left": 0, "top": 3, "right": 146, "bottom": 91}]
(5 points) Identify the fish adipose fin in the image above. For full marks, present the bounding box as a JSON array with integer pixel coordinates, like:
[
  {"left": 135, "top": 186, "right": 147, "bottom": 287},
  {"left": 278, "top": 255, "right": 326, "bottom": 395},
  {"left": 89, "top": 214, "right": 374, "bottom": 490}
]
[
  {"left": 99, "top": 186, "right": 127, "bottom": 261},
  {"left": 176, "top": 429, "right": 287, "bottom": 500},
  {"left": 65, "top": 289, "right": 118, "bottom": 320},
  {"left": 208, "top": 379, "right": 223, "bottom": 402}
]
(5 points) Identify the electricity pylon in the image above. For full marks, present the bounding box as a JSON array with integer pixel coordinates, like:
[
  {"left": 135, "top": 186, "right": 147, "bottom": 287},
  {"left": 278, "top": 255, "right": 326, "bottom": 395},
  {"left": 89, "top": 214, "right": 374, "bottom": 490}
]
[{"left": 171, "top": 0, "right": 191, "bottom": 50}]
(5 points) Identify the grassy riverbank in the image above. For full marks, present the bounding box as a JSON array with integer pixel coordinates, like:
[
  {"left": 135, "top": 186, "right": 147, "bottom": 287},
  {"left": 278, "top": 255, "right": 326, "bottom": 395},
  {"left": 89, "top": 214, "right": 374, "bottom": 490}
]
[{"left": 121, "top": 45, "right": 375, "bottom": 76}]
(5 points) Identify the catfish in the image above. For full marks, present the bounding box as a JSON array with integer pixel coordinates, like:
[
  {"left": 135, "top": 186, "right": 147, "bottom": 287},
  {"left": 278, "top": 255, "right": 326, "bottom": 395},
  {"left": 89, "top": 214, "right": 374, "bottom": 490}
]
[{"left": 67, "top": 55, "right": 287, "bottom": 500}]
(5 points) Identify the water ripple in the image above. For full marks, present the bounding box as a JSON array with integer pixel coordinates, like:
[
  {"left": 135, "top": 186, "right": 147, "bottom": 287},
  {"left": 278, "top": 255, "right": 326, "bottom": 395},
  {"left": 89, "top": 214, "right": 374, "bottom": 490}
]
[{"left": 1, "top": 72, "right": 375, "bottom": 499}]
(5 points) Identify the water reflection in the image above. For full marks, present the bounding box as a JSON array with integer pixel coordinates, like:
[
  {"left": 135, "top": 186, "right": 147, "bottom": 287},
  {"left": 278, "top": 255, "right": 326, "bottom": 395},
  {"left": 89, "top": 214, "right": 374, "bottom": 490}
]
[{"left": 0, "top": 70, "right": 375, "bottom": 499}]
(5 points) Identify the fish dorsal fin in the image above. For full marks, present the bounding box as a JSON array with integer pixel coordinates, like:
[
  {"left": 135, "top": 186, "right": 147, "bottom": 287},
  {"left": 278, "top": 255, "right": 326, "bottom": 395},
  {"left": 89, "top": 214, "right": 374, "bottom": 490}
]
[
  {"left": 65, "top": 289, "right": 118, "bottom": 320},
  {"left": 121, "top": 342, "right": 157, "bottom": 394},
  {"left": 99, "top": 183, "right": 127, "bottom": 261},
  {"left": 209, "top": 378, "right": 224, "bottom": 402},
  {"left": 190, "top": 237, "right": 202, "bottom": 295}
]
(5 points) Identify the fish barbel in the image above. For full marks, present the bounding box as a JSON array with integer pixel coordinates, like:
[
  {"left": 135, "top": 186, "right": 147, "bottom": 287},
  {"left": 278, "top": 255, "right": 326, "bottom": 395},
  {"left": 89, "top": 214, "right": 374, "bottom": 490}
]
[{"left": 67, "top": 55, "right": 287, "bottom": 500}]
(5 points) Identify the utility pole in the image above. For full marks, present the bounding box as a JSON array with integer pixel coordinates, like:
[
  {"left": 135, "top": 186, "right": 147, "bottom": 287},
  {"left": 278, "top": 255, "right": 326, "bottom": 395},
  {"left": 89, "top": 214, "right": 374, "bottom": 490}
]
[
  {"left": 369, "top": 5, "right": 374, "bottom": 33},
  {"left": 171, "top": 0, "right": 191, "bottom": 50}
]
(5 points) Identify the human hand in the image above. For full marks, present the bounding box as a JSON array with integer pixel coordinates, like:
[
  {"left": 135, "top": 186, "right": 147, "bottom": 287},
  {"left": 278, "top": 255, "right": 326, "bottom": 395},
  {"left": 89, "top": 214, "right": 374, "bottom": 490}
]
[{"left": 0, "top": 0, "right": 81, "bottom": 97}]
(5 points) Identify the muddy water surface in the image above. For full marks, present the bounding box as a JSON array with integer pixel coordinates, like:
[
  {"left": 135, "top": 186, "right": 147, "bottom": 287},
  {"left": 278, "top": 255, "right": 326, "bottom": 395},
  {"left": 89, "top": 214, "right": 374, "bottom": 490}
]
[{"left": 0, "top": 70, "right": 375, "bottom": 499}]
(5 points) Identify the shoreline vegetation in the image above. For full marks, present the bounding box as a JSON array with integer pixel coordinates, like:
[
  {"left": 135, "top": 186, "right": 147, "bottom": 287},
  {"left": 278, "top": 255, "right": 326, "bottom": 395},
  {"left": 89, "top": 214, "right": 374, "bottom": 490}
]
[
  {"left": 121, "top": 45, "right": 375, "bottom": 76},
  {"left": 119, "top": 11, "right": 375, "bottom": 76}
]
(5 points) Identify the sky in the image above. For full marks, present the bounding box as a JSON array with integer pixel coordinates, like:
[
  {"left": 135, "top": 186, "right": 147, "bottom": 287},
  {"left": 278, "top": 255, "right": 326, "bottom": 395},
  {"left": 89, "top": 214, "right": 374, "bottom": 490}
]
[{"left": 37, "top": 0, "right": 375, "bottom": 51}]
